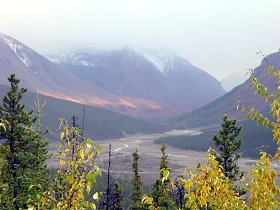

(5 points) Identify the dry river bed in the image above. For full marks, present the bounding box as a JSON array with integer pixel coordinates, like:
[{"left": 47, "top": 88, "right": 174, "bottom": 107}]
[{"left": 48, "top": 129, "right": 279, "bottom": 184}]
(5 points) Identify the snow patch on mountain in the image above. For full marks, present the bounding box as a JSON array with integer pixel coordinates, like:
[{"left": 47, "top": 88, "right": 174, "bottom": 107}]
[
  {"left": 50, "top": 50, "right": 103, "bottom": 67},
  {"left": 133, "top": 48, "right": 186, "bottom": 76},
  {"left": 0, "top": 33, "right": 32, "bottom": 68}
]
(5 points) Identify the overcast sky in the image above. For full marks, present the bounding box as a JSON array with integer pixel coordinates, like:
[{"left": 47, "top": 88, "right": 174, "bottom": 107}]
[{"left": 0, "top": 0, "right": 279, "bottom": 80}]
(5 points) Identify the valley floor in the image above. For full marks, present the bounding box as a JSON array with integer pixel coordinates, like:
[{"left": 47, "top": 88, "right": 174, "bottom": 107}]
[{"left": 48, "top": 129, "right": 279, "bottom": 184}]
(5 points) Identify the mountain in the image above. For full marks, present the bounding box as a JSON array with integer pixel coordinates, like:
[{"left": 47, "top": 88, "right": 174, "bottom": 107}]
[
  {"left": 220, "top": 71, "right": 249, "bottom": 91},
  {"left": 0, "top": 33, "right": 225, "bottom": 121},
  {"left": 168, "top": 51, "right": 279, "bottom": 128},
  {"left": 159, "top": 51, "right": 280, "bottom": 158},
  {"left": 49, "top": 47, "right": 226, "bottom": 119},
  {"left": 0, "top": 33, "right": 181, "bottom": 120},
  {"left": 0, "top": 84, "right": 167, "bottom": 140}
]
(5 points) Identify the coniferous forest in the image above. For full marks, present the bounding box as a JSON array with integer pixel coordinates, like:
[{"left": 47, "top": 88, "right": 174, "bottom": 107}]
[{"left": 0, "top": 67, "right": 279, "bottom": 209}]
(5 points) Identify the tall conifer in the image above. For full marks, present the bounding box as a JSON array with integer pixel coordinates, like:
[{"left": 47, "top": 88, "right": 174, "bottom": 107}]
[
  {"left": 0, "top": 74, "right": 49, "bottom": 209},
  {"left": 130, "top": 149, "right": 148, "bottom": 210},
  {"left": 131, "top": 149, "right": 142, "bottom": 203},
  {"left": 213, "top": 115, "right": 245, "bottom": 194},
  {"left": 112, "top": 181, "right": 124, "bottom": 210},
  {"left": 151, "top": 144, "right": 174, "bottom": 209}
]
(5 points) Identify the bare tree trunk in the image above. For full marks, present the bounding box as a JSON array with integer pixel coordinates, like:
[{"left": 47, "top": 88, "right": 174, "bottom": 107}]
[{"left": 106, "top": 144, "right": 112, "bottom": 210}]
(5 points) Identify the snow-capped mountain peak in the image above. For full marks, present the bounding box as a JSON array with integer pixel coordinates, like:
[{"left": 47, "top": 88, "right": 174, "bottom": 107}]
[
  {"left": 132, "top": 47, "right": 180, "bottom": 76},
  {"left": 0, "top": 33, "right": 32, "bottom": 68},
  {"left": 48, "top": 49, "right": 104, "bottom": 67},
  {"left": 49, "top": 47, "right": 192, "bottom": 76}
]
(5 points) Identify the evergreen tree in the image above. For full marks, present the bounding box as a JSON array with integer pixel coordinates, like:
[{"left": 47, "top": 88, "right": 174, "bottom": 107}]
[
  {"left": 213, "top": 115, "right": 245, "bottom": 194},
  {"left": 0, "top": 143, "right": 7, "bottom": 206},
  {"left": 0, "top": 74, "right": 49, "bottom": 209},
  {"left": 131, "top": 149, "right": 142, "bottom": 203},
  {"left": 112, "top": 181, "right": 124, "bottom": 210},
  {"left": 151, "top": 144, "right": 174, "bottom": 209},
  {"left": 98, "top": 144, "right": 114, "bottom": 210},
  {"left": 130, "top": 149, "right": 148, "bottom": 210}
]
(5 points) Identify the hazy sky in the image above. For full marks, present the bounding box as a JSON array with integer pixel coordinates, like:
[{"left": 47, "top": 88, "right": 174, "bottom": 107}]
[{"left": 0, "top": 0, "right": 279, "bottom": 80}]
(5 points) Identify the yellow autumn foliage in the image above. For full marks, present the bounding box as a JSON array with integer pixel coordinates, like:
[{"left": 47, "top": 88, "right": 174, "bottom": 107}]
[
  {"left": 247, "top": 152, "right": 280, "bottom": 209},
  {"left": 181, "top": 149, "right": 246, "bottom": 210},
  {"left": 31, "top": 121, "right": 102, "bottom": 210}
]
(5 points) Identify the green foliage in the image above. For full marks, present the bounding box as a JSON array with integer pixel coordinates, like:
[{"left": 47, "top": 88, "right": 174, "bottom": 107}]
[
  {"left": 92, "top": 173, "right": 146, "bottom": 210},
  {"left": 151, "top": 145, "right": 174, "bottom": 210},
  {"left": 130, "top": 149, "right": 149, "bottom": 210},
  {"left": 131, "top": 149, "right": 142, "bottom": 204},
  {"left": 0, "top": 74, "right": 49, "bottom": 209},
  {"left": 159, "top": 145, "right": 168, "bottom": 172},
  {"left": 0, "top": 143, "right": 8, "bottom": 206},
  {"left": 212, "top": 115, "right": 245, "bottom": 194},
  {"left": 35, "top": 121, "right": 102, "bottom": 209},
  {"left": 112, "top": 181, "right": 124, "bottom": 210}
]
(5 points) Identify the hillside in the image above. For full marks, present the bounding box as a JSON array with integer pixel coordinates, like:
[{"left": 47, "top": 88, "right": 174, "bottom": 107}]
[
  {"left": 0, "top": 84, "right": 167, "bottom": 140},
  {"left": 168, "top": 51, "right": 279, "bottom": 128}
]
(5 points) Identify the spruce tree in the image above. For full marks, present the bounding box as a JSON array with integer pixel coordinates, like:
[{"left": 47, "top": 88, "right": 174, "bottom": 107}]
[
  {"left": 130, "top": 149, "right": 148, "bottom": 210},
  {"left": 213, "top": 115, "right": 245, "bottom": 194},
  {"left": 131, "top": 149, "right": 142, "bottom": 203},
  {"left": 0, "top": 74, "right": 49, "bottom": 209},
  {"left": 112, "top": 181, "right": 124, "bottom": 210},
  {"left": 151, "top": 144, "right": 174, "bottom": 209}
]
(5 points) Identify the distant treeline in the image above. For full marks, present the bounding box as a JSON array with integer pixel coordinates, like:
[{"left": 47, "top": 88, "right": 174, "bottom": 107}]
[{"left": 155, "top": 119, "right": 276, "bottom": 159}]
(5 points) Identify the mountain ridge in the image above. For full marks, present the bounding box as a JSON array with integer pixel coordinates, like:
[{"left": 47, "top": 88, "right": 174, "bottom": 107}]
[
  {"left": 0, "top": 33, "right": 225, "bottom": 121},
  {"left": 168, "top": 51, "right": 280, "bottom": 128},
  {"left": 0, "top": 34, "right": 174, "bottom": 120},
  {"left": 50, "top": 46, "right": 226, "bottom": 119}
]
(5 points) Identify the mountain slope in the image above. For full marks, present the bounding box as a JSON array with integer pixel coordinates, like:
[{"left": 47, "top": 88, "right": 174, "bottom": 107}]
[
  {"left": 168, "top": 51, "right": 279, "bottom": 128},
  {"left": 0, "top": 84, "right": 167, "bottom": 140},
  {"left": 49, "top": 47, "right": 226, "bottom": 118},
  {"left": 0, "top": 33, "right": 180, "bottom": 120}
]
